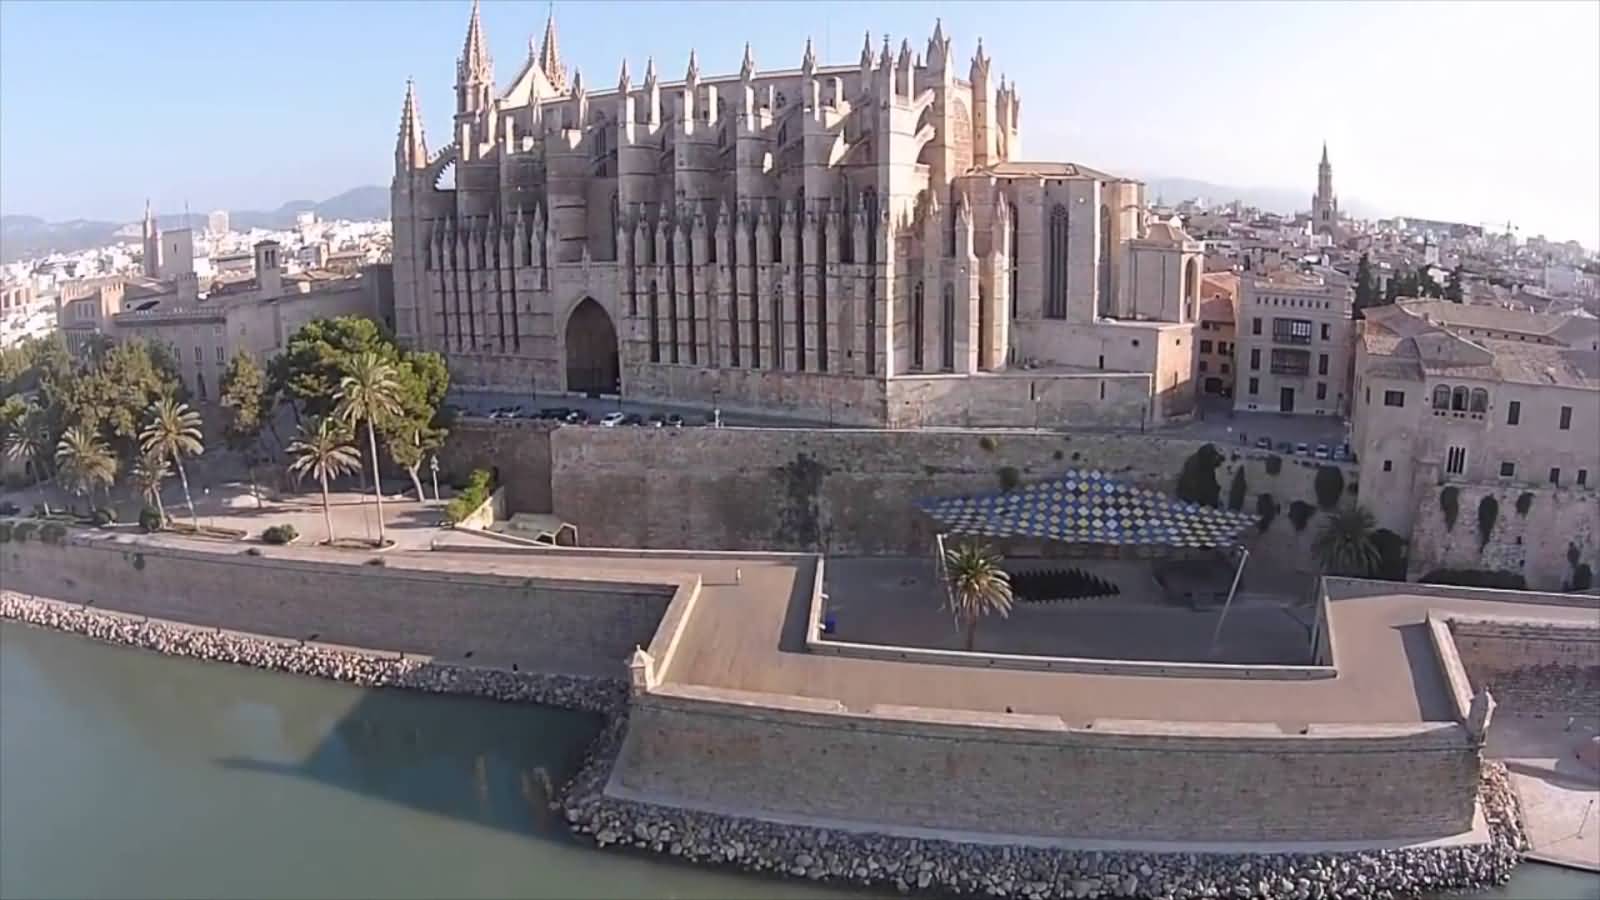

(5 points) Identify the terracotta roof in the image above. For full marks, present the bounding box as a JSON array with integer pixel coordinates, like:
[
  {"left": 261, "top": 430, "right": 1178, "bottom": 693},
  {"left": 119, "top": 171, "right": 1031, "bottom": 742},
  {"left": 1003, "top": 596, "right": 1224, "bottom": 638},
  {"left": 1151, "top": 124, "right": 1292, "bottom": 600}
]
[
  {"left": 1397, "top": 299, "right": 1572, "bottom": 338},
  {"left": 978, "top": 161, "right": 1120, "bottom": 181}
]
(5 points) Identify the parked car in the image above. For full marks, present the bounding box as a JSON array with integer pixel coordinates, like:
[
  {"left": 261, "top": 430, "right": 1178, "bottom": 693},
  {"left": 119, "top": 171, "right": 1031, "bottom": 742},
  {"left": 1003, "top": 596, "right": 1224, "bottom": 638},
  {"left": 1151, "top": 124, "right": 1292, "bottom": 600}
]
[
  {"left": 538, "top": 407, "right": 568, "bottom": 420},
  {"left": 599, "top": 411, "right": 626, "bottom": 427},
  {"left": 1295, "top": 442, "right": 1310, "bottom": 457},
  {"left": 1314, "top": 444, "right": 1330, "bottom": 460},
  {"left": 666, "top": 413, "right": 685, "bottom": 427},
  {"left": 647, "top": 413, "right": 666, "bottom": 428},
  {"left": 1277, "top": 441, "right": 1293, "bottom": 454},
  {"left": 622, "top": 413, "right": 645, "bottom": 426},
  {"left": 563, "top": 410, "right": 590, "bottom": 425},
  {"left": 1338, "top": 442, "right": 1352, "bottom": 461},
  {"left": 1255, "top": 436, "right": 1273, "bottom": 450}
]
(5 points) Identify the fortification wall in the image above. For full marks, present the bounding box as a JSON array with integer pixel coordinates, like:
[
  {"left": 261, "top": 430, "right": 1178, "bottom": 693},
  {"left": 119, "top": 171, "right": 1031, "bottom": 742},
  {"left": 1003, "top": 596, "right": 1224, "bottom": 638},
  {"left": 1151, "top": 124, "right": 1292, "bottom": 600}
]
[
  {"left": 0, "top": 535, "right": 669, "bottom": 676},
  {"left": 614, "top": 685, "right": 1479, "bottom": 844},
  {"left": 1405, "top": 481, "right": 1599, "bottom": 591},
  {"left": 1448, "top": 615, "right": 1600, "bottom": 715},
  {"left": 883, "top": 374, "right": 1153, "bottom": 429},
  {"left": 438, "top": 419, "right": 554, "bottom": 513}
]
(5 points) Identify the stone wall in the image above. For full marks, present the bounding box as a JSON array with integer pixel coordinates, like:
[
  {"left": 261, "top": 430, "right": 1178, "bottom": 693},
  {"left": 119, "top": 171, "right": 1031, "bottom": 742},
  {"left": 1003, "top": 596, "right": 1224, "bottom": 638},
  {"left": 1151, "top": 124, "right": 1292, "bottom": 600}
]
[
  {"left": 441, "top": 421, "right": 1352, "bottom": 570},
  {"left": 614, "top": 685, "right": 1479, "bottom": 844},
  {"left": 884, "top": 373, "right": 1152, "bottom": 429},
  {"left": 1405, "top": 481, "right": 1600, "bottom": 591},
  {"left": 1448, "top": 616, "right": 1600, "bottom": 715},
  {"left": 0, "top": 535, "right": 670, "bottom": 677}
]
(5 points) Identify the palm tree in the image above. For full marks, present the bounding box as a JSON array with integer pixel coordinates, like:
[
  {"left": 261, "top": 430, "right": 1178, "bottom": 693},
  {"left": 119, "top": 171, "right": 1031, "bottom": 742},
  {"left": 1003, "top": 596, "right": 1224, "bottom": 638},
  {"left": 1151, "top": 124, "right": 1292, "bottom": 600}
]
[
  {"left": 942, "top": 540, "right": 1014, "bottom": 651},
  {"left": 287, "top": 417, "right": 361, "bottom": 544},
  {"left": 334, "top": 352, "right": 401, "bottom": 546},
  {"left": 1313, "top": 504, "right": 1383, "bottom": 577},
  {"left": 130, "top": 451, "right": 171, "bottom": 522},
  {"left": 4, "top": 406, "right": 50, "bottom": 484},
  {"left": 54, "top": 425, "right": 118, "bottom": 510},
  {"left": 139, "top": 398, "right": 204, "bottom": 530}
]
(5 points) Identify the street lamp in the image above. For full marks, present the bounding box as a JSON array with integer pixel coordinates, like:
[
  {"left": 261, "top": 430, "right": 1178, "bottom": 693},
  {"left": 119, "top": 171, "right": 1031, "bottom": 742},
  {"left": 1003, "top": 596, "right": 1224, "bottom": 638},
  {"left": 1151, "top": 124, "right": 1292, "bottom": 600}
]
[{"left": 429, "top": 455, "right": 440, "bottom": 502}]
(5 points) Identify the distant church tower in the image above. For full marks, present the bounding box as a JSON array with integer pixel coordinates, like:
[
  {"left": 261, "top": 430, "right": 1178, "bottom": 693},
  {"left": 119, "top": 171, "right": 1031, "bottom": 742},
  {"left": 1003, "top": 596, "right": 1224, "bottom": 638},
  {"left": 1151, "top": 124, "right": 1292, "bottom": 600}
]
[
  {"left": 1312, "top": 141, "right": 1338, "bottom": 235},
  {"left": 141, "top": 199, "right": 161, "bottom": 277}
]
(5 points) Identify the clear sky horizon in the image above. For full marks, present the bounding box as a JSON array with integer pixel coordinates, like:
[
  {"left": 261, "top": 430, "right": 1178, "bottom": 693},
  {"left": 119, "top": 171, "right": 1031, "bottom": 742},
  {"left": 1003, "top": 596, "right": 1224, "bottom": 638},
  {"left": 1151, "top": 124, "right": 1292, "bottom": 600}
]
[{"left": 2, "top": 0, "right": 1596, "bottom": 247}]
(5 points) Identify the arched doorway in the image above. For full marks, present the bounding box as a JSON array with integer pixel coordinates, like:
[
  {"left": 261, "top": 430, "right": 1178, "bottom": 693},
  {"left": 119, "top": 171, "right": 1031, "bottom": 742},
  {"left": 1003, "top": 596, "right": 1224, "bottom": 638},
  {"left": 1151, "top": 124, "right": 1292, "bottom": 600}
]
[{"left": 565, "top": 297, "right": 620, "bottom": 396}]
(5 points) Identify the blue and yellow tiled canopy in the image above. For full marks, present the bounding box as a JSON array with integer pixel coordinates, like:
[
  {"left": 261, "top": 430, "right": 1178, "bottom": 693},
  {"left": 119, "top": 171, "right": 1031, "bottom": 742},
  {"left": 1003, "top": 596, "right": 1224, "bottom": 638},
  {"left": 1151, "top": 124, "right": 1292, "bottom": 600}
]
[{"left": 917, "top": 469, "right": 1257, "bottom": 549}]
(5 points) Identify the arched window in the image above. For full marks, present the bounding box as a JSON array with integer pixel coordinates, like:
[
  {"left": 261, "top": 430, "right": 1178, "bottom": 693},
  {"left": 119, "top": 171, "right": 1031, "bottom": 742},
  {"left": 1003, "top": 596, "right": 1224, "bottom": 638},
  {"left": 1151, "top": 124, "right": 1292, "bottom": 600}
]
[
  {"left": 1451, "top": 386, "right": 1469, "bottom": 412},
  {"left": 648, "top": 280, "right": 661, "bottom": 362},
  {"left": 1046, "top": 203, "right": 1069, "bottom": 319},
  {"left": 946, "top": 185, "right": 958, "bottom": 258},
  {"left": 912, "top": 281, "right": 925, "bottom": 370},
  {"left": 1470, "top": 388, "right": 1489, "bottom": 413},
  {"left": 839, "top": 193, "right": 855, "bottom": 264},
  {"left": 941, "top": 283, "right": 956, "bottom": 371},
  {"left": 863, "top": 188, "right": 878, "bottom": 375},
  {"left": 607, "top": 193, "right": 620, "bottom": 261},
  {"left": 1432, "top": 384, "right": 1451, "bottom": 410},
  {"left": 1098, "top": 203, "right": 1112, "bottom": 314},
  {"left": 1008, "top": 201, "right": 1019, "bottom": 320}
]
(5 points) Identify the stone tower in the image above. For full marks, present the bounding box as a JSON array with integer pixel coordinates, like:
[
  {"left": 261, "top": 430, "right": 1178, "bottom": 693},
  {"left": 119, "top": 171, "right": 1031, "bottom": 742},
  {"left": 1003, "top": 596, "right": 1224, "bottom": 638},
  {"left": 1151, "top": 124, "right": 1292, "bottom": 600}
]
[
  {"left": 1312, "top": 141, "right": 1338, "bottom": 235},
  {"left": 142, "top": 199, "right": 161, "bottom": 278}
]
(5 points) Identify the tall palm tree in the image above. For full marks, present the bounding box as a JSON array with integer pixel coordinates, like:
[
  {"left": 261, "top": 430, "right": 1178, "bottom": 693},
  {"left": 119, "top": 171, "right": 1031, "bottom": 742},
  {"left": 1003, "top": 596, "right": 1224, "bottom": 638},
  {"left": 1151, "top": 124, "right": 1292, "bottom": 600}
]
[
  {"left": 942, "top": 540, "right": 1014, "bottom": 651},
  {"left": 4, "top": 406, "right": 50, "bottom": 484},
  {"left": 130, "top": 450, "right": 171, "bottom": 522},
  {"left": 287, "top": 417, "right": 361, "bottom": 544},
  {"left": 139, "top": 398, "right": 204, "bottom": 529},
  {"left": 1313, "top": 504, "right": 1383, "bottom": 577},
  {"left": 54, "top": 425, "right": 118, "bottom": 509},
  {"left": 334, "top": 352, "right": 401, "bottom": 546}
]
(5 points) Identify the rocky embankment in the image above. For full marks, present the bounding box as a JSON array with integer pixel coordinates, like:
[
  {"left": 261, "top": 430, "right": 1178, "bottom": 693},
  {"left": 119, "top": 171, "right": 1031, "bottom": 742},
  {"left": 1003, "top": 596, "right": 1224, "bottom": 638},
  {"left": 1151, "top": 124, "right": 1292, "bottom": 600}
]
[
  {"left": 0, "top": 592, "right": 625, "bottom": 713},
  {"left": 3, "top": 591, "right": 1529, "bottom": 900}
]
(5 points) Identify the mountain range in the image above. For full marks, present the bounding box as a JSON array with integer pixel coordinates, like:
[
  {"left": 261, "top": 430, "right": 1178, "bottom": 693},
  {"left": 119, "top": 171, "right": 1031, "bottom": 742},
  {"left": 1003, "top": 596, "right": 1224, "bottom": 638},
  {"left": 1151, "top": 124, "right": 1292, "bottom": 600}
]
[{"left": 0, "top": 186, "right": 391, "bottom": 264}]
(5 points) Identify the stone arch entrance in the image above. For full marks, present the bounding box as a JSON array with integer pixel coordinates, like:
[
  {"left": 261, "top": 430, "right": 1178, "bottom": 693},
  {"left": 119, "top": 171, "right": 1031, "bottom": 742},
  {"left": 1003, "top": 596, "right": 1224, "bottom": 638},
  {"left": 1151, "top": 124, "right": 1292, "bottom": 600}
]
[{"left": 565, "top": 297, "right": 620, "bottom": 396}]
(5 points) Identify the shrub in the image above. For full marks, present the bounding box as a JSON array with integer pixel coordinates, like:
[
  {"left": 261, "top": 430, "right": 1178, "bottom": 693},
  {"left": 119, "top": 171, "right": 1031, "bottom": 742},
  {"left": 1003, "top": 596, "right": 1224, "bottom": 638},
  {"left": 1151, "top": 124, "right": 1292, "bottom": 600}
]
[
  {"left": 261, "top": 524, "right": 299, "bottom": 545},
  {"left": 13, "top": 521, "right": 37, "bottom": 542},
  {"left": 1515, "top": 492, "right": 1534, "bottom": 517},
  {"left": 1476, "top": 496, "right": 1499, "bottom": 549},
  {"left": 977, "top": 435, "right": 998, "bottom": 452},
  {"left": 1256, "top": 493, "right": 1279, "bottom": 532},
  {"left": 1313, "top": 466, "right": 1345, "bottom": 510},
  {"left": 365, "top": 557, "right": 386, "bottom": 567},
  {"left": 1288, "top": 500, "right": 1316, "bottom": 532},
  {"left": 1264, "top": 455, "right": 1282, "bottom": 476},
  {"left": 996, "top": 466, "right": 1022, "bottom": 492},
  {"left": 1227, "top": 468, "right": 1247, "bottom": 512},
  {"left": 39, "top": 523, "right": 67, "bottom": 545},
  {"left": 1569, "top": 563, "right": 1594, "bottom": 593},
  {"left": 1372, "top": 528, "right": 1409, "bottom": 581},
  {"left": 1421, "top": 568, "right": 1527, "bottom": 591},
  {"left": 444, "top": 468, "right": 496, "bottom": 524},
  {"left": 244, "top": 547, "right": 263, "bottom": 556},
  {"left": 1052, "top": 449, "right": 1064, "bottom": 461},
  {"left": 1440, "top": 486, "right": 1460, "bottom": 531},
  {"left": 138, "top": 507, "right": 164, "bottom": 533},
  {"left": 91, "top": 508, "right": 116, "bottom": 526},
  {"left": 1176, "top": 444, "right": 1224, "bottom": 507}
]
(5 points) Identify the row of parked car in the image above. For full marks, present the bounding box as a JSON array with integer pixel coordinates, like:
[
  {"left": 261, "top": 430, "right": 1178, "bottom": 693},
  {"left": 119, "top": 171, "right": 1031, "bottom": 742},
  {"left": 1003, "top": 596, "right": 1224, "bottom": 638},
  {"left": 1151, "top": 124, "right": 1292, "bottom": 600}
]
[
  {"left": 482, "top": 405, "right": 699, "bottom": 428},
  {"left": 1250, "top": 435, "right": 1353, "bottom": 461}
]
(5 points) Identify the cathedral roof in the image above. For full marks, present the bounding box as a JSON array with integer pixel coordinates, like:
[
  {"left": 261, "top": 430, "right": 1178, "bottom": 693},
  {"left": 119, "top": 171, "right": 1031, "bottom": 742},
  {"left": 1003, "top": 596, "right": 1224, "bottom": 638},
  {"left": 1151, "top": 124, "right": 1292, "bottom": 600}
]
[{"left": 977, "top": 161, "right": 1121, "bottom": 181}]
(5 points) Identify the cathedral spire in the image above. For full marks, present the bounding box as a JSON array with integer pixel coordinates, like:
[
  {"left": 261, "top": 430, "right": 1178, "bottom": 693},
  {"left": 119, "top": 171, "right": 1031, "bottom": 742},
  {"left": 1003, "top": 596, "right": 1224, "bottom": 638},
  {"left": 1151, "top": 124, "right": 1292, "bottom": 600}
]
[
  {"left": 1320, "top": 140, "right": 1329, "bottom": 167},
  {"left": 396, "top": 77, "right": 428, "bottom": 170},
  {"left": 617, "top": 57, "right": 631, "bottom": 93},
  {"left": 801, "top": 37, "right": 816, "bottom": 76},
  {"left": 860, "top": 30, "right": 874, "bottom": 69},
  {"left": 539, "top": 8, "right": 567, "bottom": 92},
  {"left": 686, "top": 48, "right": 700, "bottom": 84},
  {"left": 460, "top": 0, "right": 491, "bottom": 82},
  {"left": 740, "top": 42, "right": 756, "bottom": 82},
  {"left": 455, "top": 0, "right": 494, "bottom": 117}
]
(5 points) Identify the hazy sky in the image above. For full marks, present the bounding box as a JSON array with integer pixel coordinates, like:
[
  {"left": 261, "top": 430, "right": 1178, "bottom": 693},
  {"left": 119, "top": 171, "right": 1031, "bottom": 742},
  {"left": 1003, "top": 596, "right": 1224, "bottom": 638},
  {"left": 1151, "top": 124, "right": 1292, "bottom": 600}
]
[{"left": 2, "top": 0, "right": 1596, "bottom": 246}]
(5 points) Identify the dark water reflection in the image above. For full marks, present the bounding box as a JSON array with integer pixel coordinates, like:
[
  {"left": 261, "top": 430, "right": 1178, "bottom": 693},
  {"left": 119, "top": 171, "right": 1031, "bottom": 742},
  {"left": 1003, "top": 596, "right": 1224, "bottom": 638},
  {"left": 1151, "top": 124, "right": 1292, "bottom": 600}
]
[{"left": 0, "top": 624, "right": 1593, "bottom": 900}]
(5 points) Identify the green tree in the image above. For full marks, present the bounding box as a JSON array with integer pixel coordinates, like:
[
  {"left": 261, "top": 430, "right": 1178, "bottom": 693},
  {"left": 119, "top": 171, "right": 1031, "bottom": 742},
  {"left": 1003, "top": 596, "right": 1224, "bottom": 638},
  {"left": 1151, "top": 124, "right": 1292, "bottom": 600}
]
[
  {"left": 130, "top": 450, "right": 171, "bottom": 523},
  {"left": 287, "top": 417, "right": 362, "bottom": 544},
  {"left": 2, "top": 400, "right": 49, "bottom": 483},
  {"left": 1383, "top": 274, "right": 1400, "bottom": 305},
  {"left": 1444, "top": 263, "right": 1465, "bottom": 303},
  {"left": 54, "top": 425, "right": 118, "bottom": 509},
  {"left": 1353, "top": 252, "right": 1377, "bottom": 315},
  {"left": 1176, "top": 444, "right": 1224, "bottom": 507},
  {"left": 139, "top": 399, "right": 205, "bottom": 530},
  {"left": 271, "top": 316, "right": 391, "bottom": 420},
  {"left": 1227, "top": 467, "right": 1248, "bottom": 512},
  {"left": 379, "top": 350, "right": 450, "bottom": 501},
  {"left": 1312, "top": 504, "right": 1382, "bottom": 577},
  {"left": 220, "top": 351, "right": 273, "bottom": 508},
  {"left": 335, "top": 352, "right": 402, "bottom": 546},
  {"left": 941, "top": 541, "right": 1014, "bottom": 651},
  {"left": 1416, "top": 265, "right": 1442, "bottom": 299}
]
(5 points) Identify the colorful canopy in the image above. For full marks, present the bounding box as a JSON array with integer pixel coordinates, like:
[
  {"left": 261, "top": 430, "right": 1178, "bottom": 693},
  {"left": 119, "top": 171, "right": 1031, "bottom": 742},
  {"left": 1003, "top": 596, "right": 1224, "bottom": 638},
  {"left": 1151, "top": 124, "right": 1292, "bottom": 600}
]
[{"left": 917, "top": 469, "right": 1256, "bottom": 549}]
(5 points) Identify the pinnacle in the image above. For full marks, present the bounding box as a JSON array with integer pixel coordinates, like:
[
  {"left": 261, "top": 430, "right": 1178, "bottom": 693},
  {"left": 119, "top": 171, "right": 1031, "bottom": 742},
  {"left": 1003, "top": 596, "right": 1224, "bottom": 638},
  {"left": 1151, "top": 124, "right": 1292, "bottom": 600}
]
[
  {"left": 686, "top": 48, "right": 700, "bottom": 82},
  {"left": 618, "top": 57, "right": 631, "bottom": 92},
  {"left": 539, "top": 9, "right": 566, "bottom": 92},
  {"left": 741, "top": 42, "right": 756, "bottom": 80},
  {"left": 460, "top": 0, "right": 491, "bottom": 80},
  {"left": 801, "top": 37, "right": 816, "bottom": 74},
  {"left": 860, "top": 30, "right": 873, "bottom": 65}
]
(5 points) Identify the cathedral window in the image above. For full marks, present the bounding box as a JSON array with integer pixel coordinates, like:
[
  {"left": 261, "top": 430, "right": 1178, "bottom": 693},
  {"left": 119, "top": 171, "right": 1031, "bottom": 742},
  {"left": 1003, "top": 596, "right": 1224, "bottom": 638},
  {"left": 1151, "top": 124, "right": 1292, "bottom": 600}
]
[
  {"left": 839, "top": 194, "right": 855, "bottom": 264},
  {"left": 946, "top": 185, "right": 958, "bottom": 258},
  {"left": 941, "top": 283, "right": 956, "bottom": 371},
  {"left": 1097, "top": 204, "right": 1112, "bottom": 314},
  {"left": 912, "top": 281, "right": 926, "bottom": 370},
  {"left": 648, "top": 280, "right": 661, "bottom": 362},
  {"left": 607, "top": 194, "right": 620, "bottom": 262},
  {"left": 864, "top": 188, "right": 879, "bottom": 376},
  {"left": 1046, "top": 203, "right": 1069, "bottom": 319},
  {"left": 1008, "top": 201, "right": 1019, "bottom": 319}
]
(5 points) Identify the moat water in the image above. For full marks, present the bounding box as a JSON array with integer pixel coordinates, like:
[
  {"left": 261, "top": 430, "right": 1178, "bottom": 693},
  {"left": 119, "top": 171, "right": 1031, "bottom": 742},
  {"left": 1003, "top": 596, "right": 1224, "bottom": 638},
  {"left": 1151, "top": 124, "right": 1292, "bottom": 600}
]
[{"left": 1, "top": 624, "right": 1595, "bottom": 900}]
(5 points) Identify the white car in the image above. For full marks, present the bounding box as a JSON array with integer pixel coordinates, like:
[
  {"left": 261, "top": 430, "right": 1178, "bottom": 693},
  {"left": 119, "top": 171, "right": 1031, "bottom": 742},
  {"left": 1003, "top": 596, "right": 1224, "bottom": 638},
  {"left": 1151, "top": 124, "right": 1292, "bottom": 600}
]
[{"left": 599, "top": 411, "right": 626, "bottom": 427}]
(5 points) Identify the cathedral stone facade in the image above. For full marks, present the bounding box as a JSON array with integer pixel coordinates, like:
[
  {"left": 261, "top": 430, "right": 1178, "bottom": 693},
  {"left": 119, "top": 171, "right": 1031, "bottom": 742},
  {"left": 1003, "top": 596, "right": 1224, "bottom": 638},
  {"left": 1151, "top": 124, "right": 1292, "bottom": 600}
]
[{"left": 392, "top": 4, "right": 1201, "bottom": 426}]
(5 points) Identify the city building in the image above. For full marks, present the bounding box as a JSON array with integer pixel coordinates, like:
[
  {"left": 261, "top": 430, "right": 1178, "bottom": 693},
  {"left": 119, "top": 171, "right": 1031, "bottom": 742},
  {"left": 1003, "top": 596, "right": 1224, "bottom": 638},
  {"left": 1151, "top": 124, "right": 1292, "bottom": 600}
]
[
  {"left": 1352, "top": 299, "right": 1600, "bottom": 588},
  {"left": 1194, "top": 271, "right": 1237, "bottom": 396},
  {"left": 207, "top": 209, "right": 231, "bottom": 236},
  {"left": 1232, "top": 269, "right": 1354, "bottom": 416},
  {"left": 1310, "top": 143, "right": 1339, "bottom": 237},
  {"left": 390, "top": 7, "right": 1202, "bottom": 427}
]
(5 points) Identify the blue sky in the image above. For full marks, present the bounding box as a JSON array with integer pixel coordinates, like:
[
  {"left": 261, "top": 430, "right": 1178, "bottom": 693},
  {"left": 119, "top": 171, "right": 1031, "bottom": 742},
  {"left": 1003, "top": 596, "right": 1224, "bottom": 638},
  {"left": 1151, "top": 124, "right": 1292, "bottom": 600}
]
[{"left": 2, "top": 1, "right": 1596, "bottom": 246}]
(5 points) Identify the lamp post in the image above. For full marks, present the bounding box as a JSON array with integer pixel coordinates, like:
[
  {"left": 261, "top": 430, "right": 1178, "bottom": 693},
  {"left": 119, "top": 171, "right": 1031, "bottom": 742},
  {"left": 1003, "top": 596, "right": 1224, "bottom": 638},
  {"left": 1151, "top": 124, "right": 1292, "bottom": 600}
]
[{"left": 428, "top": 455, "right": 440, "bottom": 503}]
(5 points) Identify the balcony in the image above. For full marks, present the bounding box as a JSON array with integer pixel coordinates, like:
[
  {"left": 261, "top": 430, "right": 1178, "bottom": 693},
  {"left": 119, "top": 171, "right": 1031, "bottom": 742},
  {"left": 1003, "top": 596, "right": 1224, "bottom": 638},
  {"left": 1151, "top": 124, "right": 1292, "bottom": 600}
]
[{"left": 1269, "top": 348, "right": 1311, "bottom": 377}]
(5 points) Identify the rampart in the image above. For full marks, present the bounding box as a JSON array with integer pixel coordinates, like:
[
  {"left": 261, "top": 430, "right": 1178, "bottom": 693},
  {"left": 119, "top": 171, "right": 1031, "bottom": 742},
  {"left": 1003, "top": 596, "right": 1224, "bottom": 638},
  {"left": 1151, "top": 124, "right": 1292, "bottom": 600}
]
[
  {"left": 1448, "top": 614, "right": 1600, "bottom": 715},
  {"left": 0, "top": 534, "right": 671, "bottom": 677}
]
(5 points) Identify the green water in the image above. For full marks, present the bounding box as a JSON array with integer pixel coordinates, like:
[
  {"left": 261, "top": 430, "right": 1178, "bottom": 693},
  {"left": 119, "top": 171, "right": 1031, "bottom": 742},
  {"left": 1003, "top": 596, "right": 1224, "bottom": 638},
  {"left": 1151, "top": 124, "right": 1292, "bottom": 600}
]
[{"left": 0, "top": 624, "right": 1594, "bottom": 900}]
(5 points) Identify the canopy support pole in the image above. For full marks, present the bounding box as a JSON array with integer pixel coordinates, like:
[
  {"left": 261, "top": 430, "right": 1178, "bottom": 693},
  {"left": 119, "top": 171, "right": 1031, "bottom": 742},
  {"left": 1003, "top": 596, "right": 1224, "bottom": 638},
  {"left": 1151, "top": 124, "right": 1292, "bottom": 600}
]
[{"left": 1209, "top": 544, "right": 1249, "bottom": 656}]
